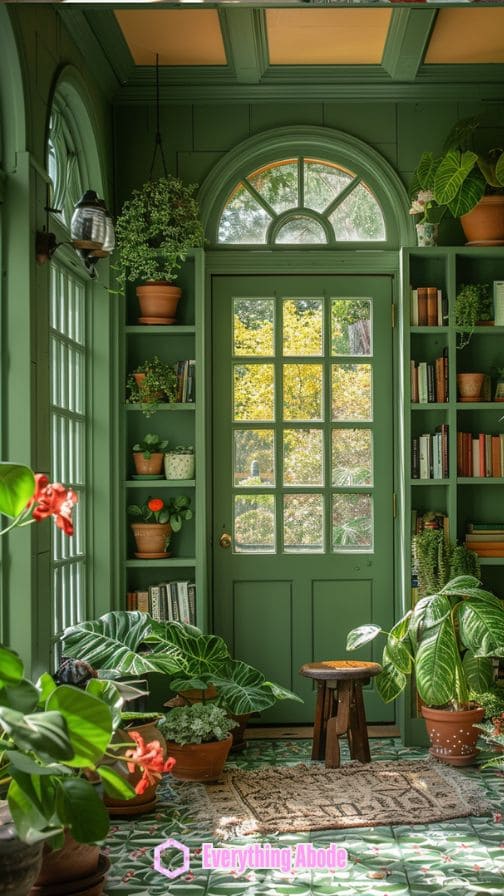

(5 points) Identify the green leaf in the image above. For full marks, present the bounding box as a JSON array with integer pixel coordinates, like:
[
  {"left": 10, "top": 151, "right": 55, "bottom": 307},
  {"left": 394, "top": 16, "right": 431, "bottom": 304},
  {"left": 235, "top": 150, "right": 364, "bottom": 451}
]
[
  {"left": 415, "top": 619, "right": 459, "bottom": 705},
  {"left": 212, "top": 661, "right": 273, "bottom": 715},
  {"left": 0, "top": 706, "right": 73, "bottom": 760},
  {"left": 36, "top": 673, "right": 57, "bottom": 705},
  {"left": 6, "top": 750, "right": 71, "bottom": 777},
  {"left": 386, "top": 634, "right": 412, "bottom": 676},
  {"left": 413, "top": 152, "right": 440, "bottom": 193},
  {"left": 375, "top": 660, "right": 406, "bottom": 703},
  {"left": 46, "top": 686, "right": 113, "bottom": 767},
  {"left": 98, "top": 765, "right": 136, "bottom": 800},
  {"left": 434, "top": 149, "right": 478, "bottom": 204},
  {"left": 495, "top": 150, "right": 504, "bottom": 187},
  {"left": 56, "top": 777, "right": 109, "bottom": 843},
  {"left": 422, "top": 594, "right": 452, "bottom": 630},
  {"left": 447, "top": 169, "right": 486, "bottom": 218},
  {"left": 0, "top": 645, "right": 24, "bottom": 685},
  {"left": 439, "top": 575, "right": 480, "bottom": 595},
  {"left": 458, "top": 599, "right": 504, "bottom": 657},
  {"left": 346, "top": 624, "right": 382, "bottom": 651},
  {"left": 264, "top": 681, "right": 303, "bottom": 703},
  {"left": 0, "top": 463, "right": 35, "bottom": 518},
  {"left": 159, "top": 621, "right": 230, "bottom": 679},
  {"left": 7, "top": 775, "right": 57, "bottom": 842},
  {"left": 0, "top": 678, "right": 39, "bottom": 713},
  {"left": 462, "top": 651, "right": 494, "bottom": 692},
  {"left": 61, "top": 610, "right": 185, "bottom": 675},
  {"left": 85, "top": 678, "right": 123, "bottom": 731}
]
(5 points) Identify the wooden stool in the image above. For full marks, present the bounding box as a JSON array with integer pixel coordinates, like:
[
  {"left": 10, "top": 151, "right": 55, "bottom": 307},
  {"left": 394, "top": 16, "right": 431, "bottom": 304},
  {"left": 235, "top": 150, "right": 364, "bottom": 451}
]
[{"left": 300, "top": 660, "right": 381, "bottom": 768}]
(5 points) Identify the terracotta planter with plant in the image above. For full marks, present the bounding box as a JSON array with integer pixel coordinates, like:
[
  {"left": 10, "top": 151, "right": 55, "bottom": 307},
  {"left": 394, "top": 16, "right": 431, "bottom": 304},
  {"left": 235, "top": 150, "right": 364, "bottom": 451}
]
[
  {"left": 127, "top": 357, "right": 178, "bottom": 417},
  {"left": 460, "top": 195, "right": 504, "bottom": 245},
  {"left": 127, "top": 495, "right": 192, "bottom": 558},
  {"left": 159, "top": 703, "right": 235, "bottom": 782},
  {"left": 347, "top": 574, "right": 504, "bottom": 766},
  {"left": 457, "top": 372, "right": 485, "bottom": 402},
  {"left": 421, "top": 704, "right": 484, "bottom": 766},
  {"left": 132, "top": 433, "right": 169, "bottom": 476},
  {"left": 103, "top": 716, "right": 174, "bottom": 815},
  {"left": 113, "top": 175, "right": 204, "bottom": 323}
]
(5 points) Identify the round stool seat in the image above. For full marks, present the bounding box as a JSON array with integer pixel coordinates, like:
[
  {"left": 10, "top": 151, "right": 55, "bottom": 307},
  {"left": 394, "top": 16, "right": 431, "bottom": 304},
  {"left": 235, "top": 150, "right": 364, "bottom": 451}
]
[{"left": 300, "top": 660, "right": 382, "bottom": 681}]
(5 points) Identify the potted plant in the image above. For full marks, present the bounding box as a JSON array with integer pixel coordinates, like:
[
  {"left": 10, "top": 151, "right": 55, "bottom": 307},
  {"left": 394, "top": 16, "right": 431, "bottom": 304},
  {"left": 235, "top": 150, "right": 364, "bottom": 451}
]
[
  {"left": 454, "top": 282, "right": 493, "bottom": 349},
  {"left": 493, "top": 366, "right": 504, "bottom": 402},
  {"left": 132, "top": 433, "right": 169, "bottom": 477},
  {"left": 408, "top": 187, "right": 446, "bottom": 247},
  {"left": 113, "top": 176, "right": 204, "bottom": 323},
  {"left": 411, "top": 116, "right": 504, "bottom": 244},
  {"left": 126, "top": 356, "right": 178, "bottom": 417},
  {"left": 127, "top": 495, "right": 192, "bottom": 558},
  {"left": 158, "top": 702, "right": 235, "bottom": 782},
  {"left": 164, "top": 445, "right": 195, "bottom": 480},
  {"left": 346, "top": 575, "right": 504, "bottom": 766}
]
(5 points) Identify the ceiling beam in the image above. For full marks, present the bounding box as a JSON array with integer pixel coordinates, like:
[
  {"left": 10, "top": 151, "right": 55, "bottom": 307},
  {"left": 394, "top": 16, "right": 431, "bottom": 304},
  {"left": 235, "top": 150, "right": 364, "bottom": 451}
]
[
  {"left": 219, "top": 9, "right": 268, "bottom": 84},
  {"left": 382, "top": 9, "right": 437, "bottom": 82},
  {"left": 57, "top": 8, "right": 122, "bottom": 97}
]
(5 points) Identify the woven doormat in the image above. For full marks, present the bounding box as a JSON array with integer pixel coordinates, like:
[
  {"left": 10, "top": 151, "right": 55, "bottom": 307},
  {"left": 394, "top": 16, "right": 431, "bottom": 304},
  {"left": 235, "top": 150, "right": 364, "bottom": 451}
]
[{"left": 184, "top": 760, "right": 490, "bottom": 839}]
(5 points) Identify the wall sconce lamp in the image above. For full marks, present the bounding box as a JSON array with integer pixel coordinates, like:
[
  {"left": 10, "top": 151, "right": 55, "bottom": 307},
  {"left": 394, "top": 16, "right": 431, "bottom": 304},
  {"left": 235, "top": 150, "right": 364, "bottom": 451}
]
[{"left": 36, "top": 190, "right": 115, "bottom": 279}]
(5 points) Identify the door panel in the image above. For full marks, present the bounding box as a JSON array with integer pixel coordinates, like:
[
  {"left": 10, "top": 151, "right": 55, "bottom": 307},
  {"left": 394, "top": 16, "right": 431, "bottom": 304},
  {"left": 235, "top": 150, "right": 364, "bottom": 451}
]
[{"left": 212, "top": 275, "right": 394, "bottom": 723}]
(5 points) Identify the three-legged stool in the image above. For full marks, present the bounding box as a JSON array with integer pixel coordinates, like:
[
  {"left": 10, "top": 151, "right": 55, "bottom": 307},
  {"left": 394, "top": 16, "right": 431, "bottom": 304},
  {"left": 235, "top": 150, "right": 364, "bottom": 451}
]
[{"left": 300, "top": 660, "right": 381, "bottom": 768}]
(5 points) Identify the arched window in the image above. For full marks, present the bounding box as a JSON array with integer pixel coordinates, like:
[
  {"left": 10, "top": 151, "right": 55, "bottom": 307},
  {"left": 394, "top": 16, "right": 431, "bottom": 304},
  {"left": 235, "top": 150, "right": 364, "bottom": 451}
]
[
  {"left": 47, "top": 99, "right": 83, "bottom": 230},
  {"left": 218, "top": 157, "right": 386, "bottom": 245}
]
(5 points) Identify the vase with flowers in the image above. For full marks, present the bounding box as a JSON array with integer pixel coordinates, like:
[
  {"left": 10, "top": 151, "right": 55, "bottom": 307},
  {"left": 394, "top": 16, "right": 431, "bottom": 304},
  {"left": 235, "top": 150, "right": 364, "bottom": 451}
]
[
  {"left": 127, "top": 494, "right": 192, "bottom": 558},
  {"left": 409, "top": 190, "right": 444, "bottom": 247}
]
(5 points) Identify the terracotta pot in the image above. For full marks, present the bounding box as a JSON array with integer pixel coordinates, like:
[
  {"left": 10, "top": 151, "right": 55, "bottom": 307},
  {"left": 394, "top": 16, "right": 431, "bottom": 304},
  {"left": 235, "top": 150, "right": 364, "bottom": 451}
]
[
  {"left": 178, "top": 687, "right": 218, "bottom": 705},
  {"left": 456, "top": 372, "right": 485, "bottom": 403},
  {"left": 103, "top": 722, "right": 167, "bottom": 815},
  {"left": 34, "top": 831, "right": 99, "bottom": 887},
  {"left": 0, "top": 802, "right": 43, "bottom": 896},
  {"left": 136, "top": 284, "right": 181, "bottom": 321},
  {"left": 460, "top": 195, "right": 504, "bottom": 245},
  {"left": 166, "top": 735, "right": 233, "bottom": 782},
  {"left": 132, "top": 452, "right": 164, "bottom": 476},
  {"left": 130, "top": 522, "right": 172, "bottom": 556},
  {"left": 30, "top": 854, "right": 110, "bottom": 896},
  {"left": 421, "top": 704, "right": 484, "bottom": 766}
]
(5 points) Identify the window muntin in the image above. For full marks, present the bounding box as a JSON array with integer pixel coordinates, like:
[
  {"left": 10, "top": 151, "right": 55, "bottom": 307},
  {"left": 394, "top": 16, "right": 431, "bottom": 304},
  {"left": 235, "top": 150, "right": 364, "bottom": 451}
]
[
  {"left": 50, "top": 262, "right": 87, "bottom": 638},
  {"left": 218, "top": 157, "right": 385, "bottom": 245}
]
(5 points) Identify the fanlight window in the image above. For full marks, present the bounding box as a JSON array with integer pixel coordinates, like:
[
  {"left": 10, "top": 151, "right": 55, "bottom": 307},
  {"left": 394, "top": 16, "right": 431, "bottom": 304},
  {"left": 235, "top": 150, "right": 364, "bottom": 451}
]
[
  {"left": 47, "top": 103, "right": 83, "bottom": 231},
  {"left": 218, "top": 158, "right": 386, "bottom": 245}
]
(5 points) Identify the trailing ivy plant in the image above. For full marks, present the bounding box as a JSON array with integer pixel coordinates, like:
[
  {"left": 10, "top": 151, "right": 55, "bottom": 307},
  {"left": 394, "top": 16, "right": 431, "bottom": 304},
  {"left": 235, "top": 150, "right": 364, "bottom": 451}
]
[
  {"left": 455, "top": 282, "right": 492, "bottom": 349},
  {"left": 126, "top": 356, "right": 178, "bottom": 417},
  {"left": 113, "top": 176, "right": 204, "bottom": 292},
  {"left": 413, "top": 529, "right": 480, "bottom": 597}
]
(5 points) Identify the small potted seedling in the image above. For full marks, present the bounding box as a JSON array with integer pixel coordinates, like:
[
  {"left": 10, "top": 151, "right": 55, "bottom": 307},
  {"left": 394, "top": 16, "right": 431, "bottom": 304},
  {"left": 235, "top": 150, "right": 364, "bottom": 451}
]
[{"left": 132, "top": 434, "right": 169, "bottom": 477}]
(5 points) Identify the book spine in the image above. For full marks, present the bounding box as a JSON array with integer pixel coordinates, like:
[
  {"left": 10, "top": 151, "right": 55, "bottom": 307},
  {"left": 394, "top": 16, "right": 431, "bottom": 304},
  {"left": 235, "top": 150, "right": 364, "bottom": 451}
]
[
  {"left": 418, "top": 362, "right": 428, "bottom": 404},
  {"left": 137, "top": 591, "right": 150, "bottom": 613},
  {"left": 411, "top": 361, "right": 419, "bottom": 403},
  {"left": 427, "top": 363, "right": 435, "bottom": 403},
  {"left": 417, "top": 288, "right": 428, "bottom": 327},
  {"left": 186, "top": 360, "right": 196, "bottom": 403},
  {"left": 427, "top": 287, "right": 438, "bottom": 326},
  {"left": 177, "top": 581, "right": 191, "bottom": 625},
  {"left": 159, "top": 583, "right": 170, "bottom": 621},
  {"left": 435, "top": 356, "right": 445, "bottom": 403},
  {"left": 169, "top": 582, "right": 180, "bottom": 622},
  {"left": 485, "top": 434, "right": 492, "bottom": 477},
  {"left": 187, "top": 583, "right": 196, "bottom": 626},
  {"left": 411, "top": 289, "right": 419, "bottom": 326},
  {"left": 149, "top": 585, "right": 161, "bottom": 622},
  {"left": 411, "top": 437, "right": 420, "bottom": 479},
  {"left": 472, "top": 438, "right": 480, "bottom": 478},
  {"left": 440, "top": 424, "right": 449, "bottom": 478},
  {"left": 443, "top": 348, "right": 449, "bottom": 402}
]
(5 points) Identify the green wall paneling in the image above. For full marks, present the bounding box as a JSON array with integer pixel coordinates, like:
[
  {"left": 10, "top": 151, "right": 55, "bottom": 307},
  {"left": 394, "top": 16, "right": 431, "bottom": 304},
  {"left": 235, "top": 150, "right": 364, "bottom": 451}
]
[{"left": 119, "top": 249, "right": 207, "bottom": 632}]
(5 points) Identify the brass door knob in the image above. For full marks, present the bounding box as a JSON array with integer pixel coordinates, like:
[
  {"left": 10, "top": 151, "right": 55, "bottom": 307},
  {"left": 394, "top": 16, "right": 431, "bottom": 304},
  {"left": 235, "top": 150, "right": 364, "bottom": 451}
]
[{"left": 219, "top": 532, "right": 232, "bottom": 549}]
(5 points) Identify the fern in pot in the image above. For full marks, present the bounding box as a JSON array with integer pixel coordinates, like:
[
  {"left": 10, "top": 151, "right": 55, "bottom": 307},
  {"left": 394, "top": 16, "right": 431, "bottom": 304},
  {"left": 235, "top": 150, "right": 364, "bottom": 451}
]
[
  {"left": 114, "top": 176, "right": 204, "bottom": 323},
  {"left": 158, "top": 703, "right": 236, "bottom": 782}
]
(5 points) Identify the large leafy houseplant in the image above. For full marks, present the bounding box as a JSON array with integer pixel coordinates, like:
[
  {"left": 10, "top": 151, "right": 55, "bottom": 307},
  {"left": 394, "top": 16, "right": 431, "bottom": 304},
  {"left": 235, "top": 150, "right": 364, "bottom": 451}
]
[
  {"left": 411, "top": 116, "right": 504, "bottom": 219},
  {"left": 113, "top": 176, "right": 204, "bottom": 292},
  {"left": 60, "top": 613, "right": 302, "bottom": 717}
]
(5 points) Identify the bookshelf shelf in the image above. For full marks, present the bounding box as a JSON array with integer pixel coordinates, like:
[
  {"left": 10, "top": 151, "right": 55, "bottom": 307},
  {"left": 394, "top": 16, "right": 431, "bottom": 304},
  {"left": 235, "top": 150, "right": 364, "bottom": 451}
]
[
  {"left": 119, "top": 249, "right": 206, "bottom": 629},
  {"left": 402, "top": 246, "right": 504, "bottom": 747},
  {"left": 124, "top": 479, "right": 196, "bottom": 488}
]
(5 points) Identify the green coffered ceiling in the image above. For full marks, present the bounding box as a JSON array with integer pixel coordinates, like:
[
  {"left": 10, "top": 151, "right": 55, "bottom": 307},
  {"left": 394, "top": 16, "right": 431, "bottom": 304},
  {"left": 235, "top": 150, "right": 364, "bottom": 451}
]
[{"left": 58, "top": 6, "right": 504, "bottom": 101}]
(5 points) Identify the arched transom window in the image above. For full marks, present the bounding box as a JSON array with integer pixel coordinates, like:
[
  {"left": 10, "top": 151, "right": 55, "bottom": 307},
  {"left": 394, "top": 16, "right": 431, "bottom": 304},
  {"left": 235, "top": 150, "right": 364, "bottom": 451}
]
[
  {"left": 47, "top": 99, "right": 84, "bottom": 231},
  {"left": 218, "top": 157, "right": 386, "bottom": 245}
]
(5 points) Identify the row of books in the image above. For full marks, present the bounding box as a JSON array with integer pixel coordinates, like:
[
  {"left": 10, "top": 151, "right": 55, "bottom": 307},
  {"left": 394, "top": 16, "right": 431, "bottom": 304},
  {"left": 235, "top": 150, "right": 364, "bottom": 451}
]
[
  {"left": 411, "top": 350, "right": 448, "bottom": 403},
  {"left": 410, "top": 287, "right": 448, "bottom": 327},
  {"left": 457, "top": 432, "right": 504, "bottom": 478},
  {"left": 126, "top": 580, "right": 196, "bottom": 624},
  {"left": 411, "top": 425, "right": 449, "bottom": 479},
  {"left": 465, "top": 522, "right": 504, "bottom": 558},
  {"left": 175, "top": 360, "right": 195, "bottom": 403}
]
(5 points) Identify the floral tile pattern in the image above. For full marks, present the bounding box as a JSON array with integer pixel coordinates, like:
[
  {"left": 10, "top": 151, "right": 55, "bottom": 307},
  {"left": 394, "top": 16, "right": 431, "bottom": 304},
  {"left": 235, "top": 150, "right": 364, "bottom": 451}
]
[{"left": 102, "top": 737, "right": 504, "bottom": 896}]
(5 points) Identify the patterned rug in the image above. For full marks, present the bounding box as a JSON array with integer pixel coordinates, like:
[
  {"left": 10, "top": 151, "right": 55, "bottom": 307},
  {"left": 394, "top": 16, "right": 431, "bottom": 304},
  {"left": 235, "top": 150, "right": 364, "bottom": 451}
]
[{"left": 189, "top": 759, "right": 491, "bottom": 839}]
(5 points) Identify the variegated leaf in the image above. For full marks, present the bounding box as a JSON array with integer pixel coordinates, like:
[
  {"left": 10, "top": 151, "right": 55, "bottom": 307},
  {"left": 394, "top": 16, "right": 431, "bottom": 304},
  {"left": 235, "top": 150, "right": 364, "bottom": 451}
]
[{"left": 415, "top": 620, "right": 458, "bottom": 705}]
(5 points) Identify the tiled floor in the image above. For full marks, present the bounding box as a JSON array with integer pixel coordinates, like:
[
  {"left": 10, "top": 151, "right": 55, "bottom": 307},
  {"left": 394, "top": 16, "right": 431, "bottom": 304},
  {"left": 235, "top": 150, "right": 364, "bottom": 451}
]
[{"left": 103, "top": 737, "right": 504, "bottom": 896}]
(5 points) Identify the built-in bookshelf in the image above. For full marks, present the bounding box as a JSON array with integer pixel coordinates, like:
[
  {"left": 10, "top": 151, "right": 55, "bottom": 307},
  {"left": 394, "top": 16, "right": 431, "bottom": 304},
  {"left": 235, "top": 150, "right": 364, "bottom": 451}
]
[
  {"left": 119, "top": 249, "right": 206, "bottom": 630},
  {"left": 401, "top": 246, "right": 504, "bottom": 744}
]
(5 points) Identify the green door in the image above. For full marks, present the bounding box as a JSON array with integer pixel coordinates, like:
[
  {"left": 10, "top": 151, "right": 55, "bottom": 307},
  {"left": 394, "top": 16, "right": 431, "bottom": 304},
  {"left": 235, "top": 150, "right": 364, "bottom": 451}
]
[{"left": 212, "top": 274, "right": 394, "bottom": 723}]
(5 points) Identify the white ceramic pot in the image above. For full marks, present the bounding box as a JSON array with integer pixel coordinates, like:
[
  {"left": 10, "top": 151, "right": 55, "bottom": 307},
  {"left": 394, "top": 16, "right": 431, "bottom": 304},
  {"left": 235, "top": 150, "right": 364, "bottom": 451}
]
[{"left": 164, "top": 452, "right": 195, "bottom": 480}]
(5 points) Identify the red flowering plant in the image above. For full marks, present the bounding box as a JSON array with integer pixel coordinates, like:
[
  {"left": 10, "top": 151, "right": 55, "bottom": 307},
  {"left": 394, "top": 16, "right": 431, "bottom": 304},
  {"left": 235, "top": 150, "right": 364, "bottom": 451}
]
[
  {"left": 123, "top": 730, "right": 176, "bottom": 795},
  {"left": 127, "top": 494, "right": 192, "bottom": 532},
  {"left": 0, "top": 462, "right": 78, "bottom": 536}
]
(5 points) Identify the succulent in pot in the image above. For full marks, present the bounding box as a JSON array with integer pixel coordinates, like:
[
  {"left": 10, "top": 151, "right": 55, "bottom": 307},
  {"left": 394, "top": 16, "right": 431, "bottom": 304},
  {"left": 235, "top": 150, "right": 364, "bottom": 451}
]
[
  {"left": 132, "top": 433, "right": 169, "bottom": 476},
  {"left": 113, "top": 176, "right": 205, "bottom": 323},
  {"left": 158, "top": 702, "right": 236, "bottom": 782},
  {"left": 164, "top": 445, "right": 195, "bottom": 480},
  {"left": 346, "top": 575, "right": 504, "bottom": 766}
]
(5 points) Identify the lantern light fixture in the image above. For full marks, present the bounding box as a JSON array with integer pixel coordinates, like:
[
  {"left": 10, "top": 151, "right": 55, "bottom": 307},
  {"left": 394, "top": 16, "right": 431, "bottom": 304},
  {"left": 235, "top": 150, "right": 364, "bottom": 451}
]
[{"left": 35, "top": 189, "right": 115, "bottom": 279}]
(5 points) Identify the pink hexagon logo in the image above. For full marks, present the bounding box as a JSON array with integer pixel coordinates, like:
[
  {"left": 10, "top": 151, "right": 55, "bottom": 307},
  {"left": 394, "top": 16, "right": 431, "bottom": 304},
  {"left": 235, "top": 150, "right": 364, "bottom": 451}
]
[{"left": 154, "top": 837, "right": 190, "bottom": 879}]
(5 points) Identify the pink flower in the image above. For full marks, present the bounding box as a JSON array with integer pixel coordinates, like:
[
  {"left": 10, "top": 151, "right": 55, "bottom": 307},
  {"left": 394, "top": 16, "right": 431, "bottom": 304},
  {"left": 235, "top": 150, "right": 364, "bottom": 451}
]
[
  {"left": 124, "top": 731, "right": 176, "bottom": 795},
  {"left": 29, "top": 474, "right": 78, "bottom": 535}
]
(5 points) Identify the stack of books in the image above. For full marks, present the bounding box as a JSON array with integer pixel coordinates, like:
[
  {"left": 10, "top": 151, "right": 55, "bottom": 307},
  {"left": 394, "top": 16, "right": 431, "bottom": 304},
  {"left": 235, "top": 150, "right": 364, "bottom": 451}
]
[
  {"left": 411, "top": 425, "right": 449, "bottom": 479},
  {"left": 411, "top": 510, "right": 449, "bottom": 537},
  {"left": 175, "top": 360, "right": 195, "bottom": 403},
  {"left": 411, "top": 349, "right": 448, "bottom": 403},
  {"left": 411, "top": 287, "right": 448, "bottom": 327},
  {"left": 457, "top": 432, "right": 504, "bottom": 477},
  {"left": 465, "top": 523, "right": 504, "bottom": 558},
  {"left": 127, "top": 580, "right": 196, "bottom": 624}
]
